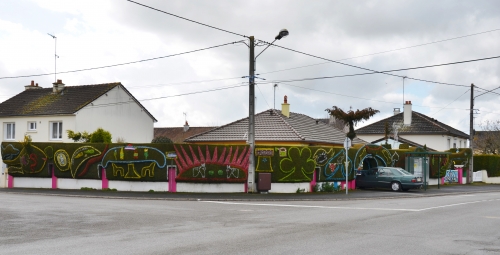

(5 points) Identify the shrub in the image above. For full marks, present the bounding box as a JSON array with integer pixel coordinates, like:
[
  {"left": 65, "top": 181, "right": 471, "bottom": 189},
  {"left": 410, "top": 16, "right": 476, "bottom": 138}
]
[
  {"left": 81, "top": 187, "right": 96, "bottom": 191},
  {"left": 474, "top": 154, "right": 500, "bottom": 177},
  {"left": 321, "top": 182, "right": 335, "bottom": 192},
  {"left": 399, "top": 143, "right": 409, "bottom": 149}
]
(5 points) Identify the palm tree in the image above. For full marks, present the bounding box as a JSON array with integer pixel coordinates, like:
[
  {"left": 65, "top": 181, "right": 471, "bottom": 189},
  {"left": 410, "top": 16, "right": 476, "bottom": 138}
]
[{"left": 326, "top": 106, "right": 379, "bottom": 140}]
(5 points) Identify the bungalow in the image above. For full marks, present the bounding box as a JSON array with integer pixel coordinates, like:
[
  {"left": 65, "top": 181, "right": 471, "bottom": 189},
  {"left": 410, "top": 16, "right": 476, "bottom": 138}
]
[{"left": 0, "top": 80, "right": 157, "bottom": 187}]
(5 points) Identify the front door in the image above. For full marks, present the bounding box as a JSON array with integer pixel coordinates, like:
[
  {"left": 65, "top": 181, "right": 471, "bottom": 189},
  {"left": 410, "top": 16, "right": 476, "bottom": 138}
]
[{"left": 168, "top": 166, "right": 177, "bottom": 192}]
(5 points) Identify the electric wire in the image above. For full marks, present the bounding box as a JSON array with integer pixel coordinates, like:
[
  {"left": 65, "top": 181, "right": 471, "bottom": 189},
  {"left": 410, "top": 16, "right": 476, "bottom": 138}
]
[
  {"left": 126, "top": 0, "right": 248, "bottom": 38},
  {"left": 430, "top": 89, "right": 471, "bottom": 116},
  {"left": 0, "top": 41, "right": 242, "bottom": 80},
  {"left": 256, "top": 55, "right": 500, "bottom": 88},
  {"left": 259, "top": 28, "right": 500, "bottom": 75}
]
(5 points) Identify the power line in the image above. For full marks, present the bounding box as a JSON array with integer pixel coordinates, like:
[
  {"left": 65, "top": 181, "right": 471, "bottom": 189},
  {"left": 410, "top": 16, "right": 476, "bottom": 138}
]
[
  {"left": 257, "top": 55, "right": 500, "bottom": 88},
  {"left": 0, "top": 41, "right": 242, "bottom": 80},
  {"left": 126, "top": 76, "right": 242, "bottom": 89},
  {"left": 262, "top": 40, "right": 500, "bottom": 89},
  {"left": 84, "top": 83, "right": 248, "bottom": 109},
  {"left": 126, "top": 0, "right": 248, "bottom": 38},
  {"left": 430, "top": 89, "right": 470, "bottom": 116},
  {"left": 259, "top": 28, "right": 500, "bottom": 75}
]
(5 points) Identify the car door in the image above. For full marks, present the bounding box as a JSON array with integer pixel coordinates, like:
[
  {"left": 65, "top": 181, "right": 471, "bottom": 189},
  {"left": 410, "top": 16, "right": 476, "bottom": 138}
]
[
  {"left": 364, "top": 168, "right": 378, "bottom": 188},
  {"left": 376, "top": 168, "right": 393, "bottom": 189}
]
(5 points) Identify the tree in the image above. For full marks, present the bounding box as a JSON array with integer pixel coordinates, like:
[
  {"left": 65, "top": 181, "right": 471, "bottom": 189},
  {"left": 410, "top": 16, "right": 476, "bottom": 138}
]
[
  {"left": 151, "top": 136, "right": 173, "bottom": 144},
  {"left": 384, "top": 121, "right": 392, "bottom": 144},
  {"left": 67, "top": 128, "right": 112, "bottom": 143},
  {"left": 474, "top": 120, "right": 500, "bottom": 154},
  {"left": 326, "top": 106, "right": 379, "bottom": 140}
]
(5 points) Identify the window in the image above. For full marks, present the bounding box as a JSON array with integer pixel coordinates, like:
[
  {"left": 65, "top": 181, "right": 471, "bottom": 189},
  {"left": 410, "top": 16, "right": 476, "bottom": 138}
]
[
  {"left": 447, "top": 138, "right": 451, "bottom": 149},
  {"left": 4, "top": 123, "right": 15, "bottom": 140},
  {"left": 453, "top": 143, "right": 457, "bottom": 149},
  {"left": 50, "top": 121, "right": 63, "bottom": 140},
  {"left": 28, "top": 121, "right": 37, "bottom": 131}
]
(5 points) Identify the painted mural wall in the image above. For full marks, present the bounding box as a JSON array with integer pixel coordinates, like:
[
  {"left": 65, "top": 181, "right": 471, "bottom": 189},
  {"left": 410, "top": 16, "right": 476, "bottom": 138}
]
[
  {"left": 2, "top": 141, "right": 470, "bottom": 184},
  {"left": 1, "top": 141, "right": 250, "bottom": 183}
]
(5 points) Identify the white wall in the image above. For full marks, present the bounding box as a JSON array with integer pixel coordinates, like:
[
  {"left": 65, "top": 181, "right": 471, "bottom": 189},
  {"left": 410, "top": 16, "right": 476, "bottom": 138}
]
[
  {"left": 1, "top": 115, "right": 76, "bottom": 143},
  {"left": 176, "top": 183, "right": 245, "bottom": 193},
  {"left": 74, "top": 85, "right": 154, "bottom": 143},
  {"left": 10, "top": 177, "right": 51, "bottom": 189},
  {"left": 109, "top": 180, "right": 169, "bottom": 192},
  {"left": 356, "top": 134, "right": 467, "bottom": 151}
]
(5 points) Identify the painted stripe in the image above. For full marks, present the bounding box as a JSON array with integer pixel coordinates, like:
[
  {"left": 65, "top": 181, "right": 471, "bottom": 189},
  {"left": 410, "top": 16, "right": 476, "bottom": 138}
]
[
  {"left": 200, "top": 198, "right": 500, "bottom": 212},
  {"left": 200, "top": 201, "right": 420, "bottom": 212}
]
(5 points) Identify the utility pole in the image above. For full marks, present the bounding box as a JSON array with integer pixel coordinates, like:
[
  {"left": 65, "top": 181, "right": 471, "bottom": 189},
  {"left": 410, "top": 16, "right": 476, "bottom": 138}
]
[
  {"left": 248, "top": 36, "right": 256, "bottom": 193},
  {"left": 468, "top": 83, "right": 474, "bottom": 184}
]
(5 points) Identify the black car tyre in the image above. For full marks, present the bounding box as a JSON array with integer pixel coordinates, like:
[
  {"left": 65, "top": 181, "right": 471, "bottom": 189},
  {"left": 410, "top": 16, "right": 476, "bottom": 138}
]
[{"left": 391, "top": 182, "right": 402, "bottom": 192}]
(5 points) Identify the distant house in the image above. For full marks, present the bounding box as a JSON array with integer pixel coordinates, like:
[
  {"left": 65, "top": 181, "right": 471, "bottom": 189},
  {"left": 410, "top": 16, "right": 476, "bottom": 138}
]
[
  {"left": 356, "top": 101, "right": 469, "bottom": 151},
  {"left": 0, "top": 80, "right": 156, "bottom": 187},
  {"left": 154, "top": 121, "right": 215, "bottom": 144},
  {"left": 185, "top": 96, "right": 365, "bottom": 146}
]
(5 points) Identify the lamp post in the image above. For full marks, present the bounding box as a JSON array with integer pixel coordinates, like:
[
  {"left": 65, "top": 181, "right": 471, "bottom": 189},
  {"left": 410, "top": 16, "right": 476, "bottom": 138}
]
[{"left": 247, "top": 29, "right": 289, "bottom": 193}]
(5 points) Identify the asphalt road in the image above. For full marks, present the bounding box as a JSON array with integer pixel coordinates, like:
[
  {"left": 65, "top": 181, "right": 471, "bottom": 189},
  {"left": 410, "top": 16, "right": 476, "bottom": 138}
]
[{"left": 1, "top": 190, "right": 499, "bottom": 254}]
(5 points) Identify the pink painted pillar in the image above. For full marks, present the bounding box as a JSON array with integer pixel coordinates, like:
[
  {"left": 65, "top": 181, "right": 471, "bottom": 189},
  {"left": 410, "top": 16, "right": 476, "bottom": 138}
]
[
  {"left": 455, "top": 167, "right": 463, "bottom": 184},
  {"left": 441, "top": 177, "right": 445, "bottom": 185},
  {"left": 244, "top": 181, "right": 248, "bottom": 193},
  {"left": 349, "top": 179, "right": 356, "bottom": 190},
  {"left": 51, "top": 166, "right": 57, "bottom": 189},
  {"left": 340, "top": 181, "right": 346, "bottom": 190},
  {"left": 310, "top": 169, "right": 317, "bottom": 192},
  {"left": 102, "top": 168, "right": 108, "bottom": 189},
  {"left": 7, "top": 175, "right": 13, "bottom": 188}
]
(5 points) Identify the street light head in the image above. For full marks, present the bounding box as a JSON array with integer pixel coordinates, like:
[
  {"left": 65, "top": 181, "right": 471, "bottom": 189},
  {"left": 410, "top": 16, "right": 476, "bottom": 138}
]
[{"left": 275, "top": 29, "right": 289, "bottom": 40}]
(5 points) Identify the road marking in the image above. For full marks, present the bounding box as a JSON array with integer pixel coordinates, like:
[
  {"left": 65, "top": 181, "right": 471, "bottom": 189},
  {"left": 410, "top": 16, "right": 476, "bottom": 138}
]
[
  {"left": 485, "top": 216, "right": 500, "bottom": 219},
  {"left": 200, "top": 201, "right": 420, "bottom": 212},
  {"left": 200, "top": 198, "right": 500, "bottom": 212}
]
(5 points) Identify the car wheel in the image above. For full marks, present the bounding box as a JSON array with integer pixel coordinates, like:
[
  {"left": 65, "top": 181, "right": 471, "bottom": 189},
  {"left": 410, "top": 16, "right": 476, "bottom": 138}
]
[
  {"left": 402, "top": 188, "right": 409, "bottom": 192},
  {"left": 391, "top": 182, "right": 402, "bottom": 192}
]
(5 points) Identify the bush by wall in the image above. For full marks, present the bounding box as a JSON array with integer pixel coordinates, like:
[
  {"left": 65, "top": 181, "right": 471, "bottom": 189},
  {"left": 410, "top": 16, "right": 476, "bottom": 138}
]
[{"left": 474, "top": 154, "right": 500, "bottom": 177}]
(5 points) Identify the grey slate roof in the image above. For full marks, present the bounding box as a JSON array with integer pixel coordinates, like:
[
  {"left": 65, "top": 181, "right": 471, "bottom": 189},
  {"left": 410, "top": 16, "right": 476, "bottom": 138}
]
[
  {"left": 356, "top": 111, "right": 468, "bottom": 139},
  {"left": 154, "top": 126, "right": 216, "bottom": 143},
  {"left": 185, "top": 109, "right": 366, "bottom": 145},
  {"left": 0, "top": 82, "right": 157, "bottom": 122}
]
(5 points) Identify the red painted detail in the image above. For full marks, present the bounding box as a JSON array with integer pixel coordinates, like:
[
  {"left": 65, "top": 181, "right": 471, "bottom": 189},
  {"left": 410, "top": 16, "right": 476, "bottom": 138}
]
[
  {"left": 189, "top": 145, "right": 200, "bottom": 165},
  {"left": 217, "top": 147, "right": 227, "bottom": 164},
  {"left": 29, "top": 153, "right": 37, "bottom": 173},
  {"left": 198, "top": 146, "right": 205, "bottom": 163},
  {"left": 224, "top": 147, "right": 233, "bottom": 165},
  {"left": 456, "top": 167, "right": 463, "bottom": 184},
  {"left": 211, "top": 147, "right": 218, "bottom": 163},
  {"left": 78, "top": 144, "right": 108, "bottom": 177},
  {"left": 180, "top": 146, "right": 193, "bottom": 166},
  {"left": 173, "top": 145, "right": 187, "bottom": 172},
  {"left": 236, "top": 147, "right": 247, "bottom": 165},
  {"left": 310, "top": 169, "right": 317, "bottom": 192}
]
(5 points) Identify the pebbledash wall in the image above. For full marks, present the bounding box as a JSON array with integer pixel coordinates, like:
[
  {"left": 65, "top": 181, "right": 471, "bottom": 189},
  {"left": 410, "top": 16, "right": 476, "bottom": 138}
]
[{"left": 1, "top": 141, "right": 479, "bottom": 193}]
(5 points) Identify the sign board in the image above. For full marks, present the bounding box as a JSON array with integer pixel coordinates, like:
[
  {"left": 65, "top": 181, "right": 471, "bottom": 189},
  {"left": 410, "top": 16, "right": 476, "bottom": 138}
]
[
  {"left": 343, "top": 137, "right": 351, "bottom": 151},
  {"left": 473, "top": 171, "right": 483, "bottom": 182}
]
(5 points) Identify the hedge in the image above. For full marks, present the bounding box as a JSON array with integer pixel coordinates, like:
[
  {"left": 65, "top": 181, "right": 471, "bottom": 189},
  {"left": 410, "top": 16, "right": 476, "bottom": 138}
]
[{"left": 474, "top": 154, "right": 500, "bottom": 177}]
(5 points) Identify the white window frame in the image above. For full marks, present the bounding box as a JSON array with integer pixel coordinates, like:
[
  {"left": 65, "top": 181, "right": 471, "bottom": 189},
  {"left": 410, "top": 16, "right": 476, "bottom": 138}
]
[
  {"left": 28, "top": 121, "right": 37, "bottom": 131},
  {"left": 4, "top": 122, "right": 15, "bottom": 140},
  {"left": 50, "top": 121, "right": 63, "bottom": 140}
]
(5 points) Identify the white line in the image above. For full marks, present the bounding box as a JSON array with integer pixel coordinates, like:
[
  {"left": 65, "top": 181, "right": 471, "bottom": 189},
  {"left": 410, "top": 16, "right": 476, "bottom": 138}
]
[
  {"left": 199, "top": 201, "right": 420, "bottom": 212},
  {"left": 200, "top": 198, "right": 500, "bottom": 212},
  {"left": 417, "top": 198, "right": 500, "bottom": 211}
]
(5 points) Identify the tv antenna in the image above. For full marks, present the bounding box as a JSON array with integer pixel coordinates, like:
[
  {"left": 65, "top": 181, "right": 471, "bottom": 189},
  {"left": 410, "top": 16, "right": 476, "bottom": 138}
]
[
  {"left": 273, "top": 84, "right": 278, "bottom": 109},
  {"left": 47, "top": 33, "right": 59, "bottom": 82}
]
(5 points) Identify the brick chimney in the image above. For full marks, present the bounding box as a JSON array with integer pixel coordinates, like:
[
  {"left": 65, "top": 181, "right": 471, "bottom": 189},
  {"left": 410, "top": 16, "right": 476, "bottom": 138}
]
[
  {"left": 393, "top": 108, "right": 401, "bottom": 115},
  {"left": 403, "top": 101, "right": 412, "bottom": 125},
  {"left": 52, "top": 79, "right": 65, "bottom": 93},
  {"left": 281, "top": 95, "right": 290, "bottom": 118},
  {"left": 24, "top": 80, "right": 42, "bottom": 90}
]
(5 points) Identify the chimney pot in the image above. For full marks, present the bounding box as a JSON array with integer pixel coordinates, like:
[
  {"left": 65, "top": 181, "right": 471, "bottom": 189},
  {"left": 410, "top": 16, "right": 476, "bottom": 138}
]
[
  {"left": 284, "top": 95, "right": 288, "bottom": 104},
  {"left": 57, "top": 79, "right": 62, "bottom": 84},
  {"left": 31, "top": 80, "right": 34, "bottom": 86},
  {"left": 281, "top": 95, "right": 290, "bottom": 118}
]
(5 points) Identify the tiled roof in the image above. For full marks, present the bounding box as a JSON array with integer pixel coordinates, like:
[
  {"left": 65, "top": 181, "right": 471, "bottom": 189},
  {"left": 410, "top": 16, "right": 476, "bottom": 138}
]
[
  {"left": 154, "top": 126, "right": 216, "bottom": 143},
  {"left": 369, "top": 136, "right": 437, "bottom": 151},
  {"left": 356, "top": 111, "right": 469, "bottom": 139},
  {"left": 0, "top": 83, "right": 156, "bottom": 121},
  {"left": 185, "top": 109, "right": 366, "bottom": 145}
]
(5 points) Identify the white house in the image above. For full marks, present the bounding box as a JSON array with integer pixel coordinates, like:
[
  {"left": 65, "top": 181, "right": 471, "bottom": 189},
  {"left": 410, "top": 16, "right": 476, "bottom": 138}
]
[
  {"left": 0, "top": 80, "right": 157, "bottom": 187},
  {"left": 356, "top": 101, "right": 469, "bottom": 151}
]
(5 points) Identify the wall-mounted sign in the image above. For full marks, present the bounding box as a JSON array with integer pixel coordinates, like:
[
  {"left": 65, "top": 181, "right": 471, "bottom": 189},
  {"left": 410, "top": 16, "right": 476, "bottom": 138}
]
[{"left": 166, "top": 151, "right": 177, "bottom": 159}]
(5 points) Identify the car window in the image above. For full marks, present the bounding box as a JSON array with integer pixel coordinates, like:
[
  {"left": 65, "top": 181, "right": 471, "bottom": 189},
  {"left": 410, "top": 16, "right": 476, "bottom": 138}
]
[{"left": 389, "top": 168, "right": 403, "bottom": 176}]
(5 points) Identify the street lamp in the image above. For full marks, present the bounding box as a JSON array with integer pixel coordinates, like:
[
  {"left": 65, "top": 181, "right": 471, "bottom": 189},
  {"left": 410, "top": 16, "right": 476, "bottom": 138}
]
[{"left": 247, "top": 29, "right": 289, "bottom": 193}]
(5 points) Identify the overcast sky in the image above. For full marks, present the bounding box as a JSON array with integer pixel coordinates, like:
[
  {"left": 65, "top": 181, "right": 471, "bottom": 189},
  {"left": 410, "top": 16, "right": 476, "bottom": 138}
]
[{"left": 1, "top": 0, "right": 499, "bottom": 134}]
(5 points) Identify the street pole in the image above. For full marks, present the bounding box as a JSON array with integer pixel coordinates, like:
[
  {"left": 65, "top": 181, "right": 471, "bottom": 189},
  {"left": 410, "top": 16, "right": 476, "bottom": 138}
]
[
  {"left": 468, "top": 83, "right": 474, "bottom": 184},
  {"left": 248, "top": 36, "right": 256, "bottom": 193}
]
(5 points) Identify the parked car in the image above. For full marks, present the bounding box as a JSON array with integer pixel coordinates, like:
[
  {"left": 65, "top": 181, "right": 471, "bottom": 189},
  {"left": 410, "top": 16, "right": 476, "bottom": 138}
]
[{"left": 356, "top": 167, "right": 423, "bottom": 191}]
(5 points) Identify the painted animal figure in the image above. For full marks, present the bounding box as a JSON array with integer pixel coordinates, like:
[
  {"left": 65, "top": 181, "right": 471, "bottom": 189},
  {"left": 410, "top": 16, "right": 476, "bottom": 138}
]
[
  {"left": 226, "top": 165, "right": 239, "bottom": 178},
  {"left": 192, "top": 163, "right": 206, "bottom": 178}
]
